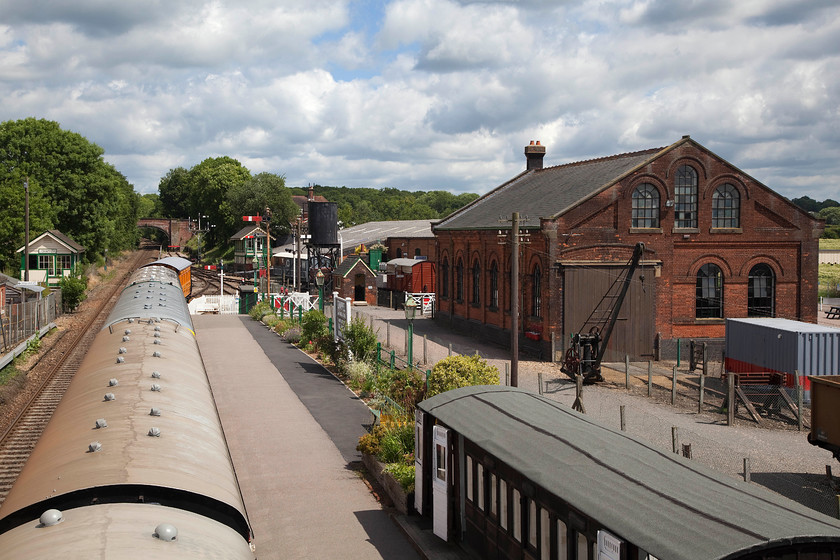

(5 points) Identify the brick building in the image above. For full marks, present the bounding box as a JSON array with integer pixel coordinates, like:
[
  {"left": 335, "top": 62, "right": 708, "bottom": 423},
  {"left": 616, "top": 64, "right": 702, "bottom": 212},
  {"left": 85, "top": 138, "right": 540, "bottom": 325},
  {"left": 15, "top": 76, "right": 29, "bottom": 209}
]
[{"left": 433, "top": 136, "right": 823, "bottom": 361}]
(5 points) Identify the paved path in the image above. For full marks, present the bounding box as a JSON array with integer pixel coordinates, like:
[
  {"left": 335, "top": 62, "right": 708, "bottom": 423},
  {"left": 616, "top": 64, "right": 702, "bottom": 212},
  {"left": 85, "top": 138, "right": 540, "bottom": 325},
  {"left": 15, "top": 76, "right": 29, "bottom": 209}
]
[{"left": 194, "top": 315, "right": 419, "bottom": 560}]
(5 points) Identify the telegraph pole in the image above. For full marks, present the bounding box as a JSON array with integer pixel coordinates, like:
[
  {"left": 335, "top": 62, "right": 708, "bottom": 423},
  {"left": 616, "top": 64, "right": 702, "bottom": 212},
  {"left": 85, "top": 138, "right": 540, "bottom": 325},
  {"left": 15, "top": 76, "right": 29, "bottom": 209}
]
[
  {"left": 24, "top": 177, "right": 30, "bottom": 282},
  {"left": 511, "top": 211, "right": 519, "bottom": 387}
]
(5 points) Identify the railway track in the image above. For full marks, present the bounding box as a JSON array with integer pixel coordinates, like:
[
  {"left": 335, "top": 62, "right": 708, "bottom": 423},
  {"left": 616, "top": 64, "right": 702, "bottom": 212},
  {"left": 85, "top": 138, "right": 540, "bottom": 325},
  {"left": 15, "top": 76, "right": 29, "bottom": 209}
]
[{"left": 0, "top": 249, "right": 152, "bottom": 506}]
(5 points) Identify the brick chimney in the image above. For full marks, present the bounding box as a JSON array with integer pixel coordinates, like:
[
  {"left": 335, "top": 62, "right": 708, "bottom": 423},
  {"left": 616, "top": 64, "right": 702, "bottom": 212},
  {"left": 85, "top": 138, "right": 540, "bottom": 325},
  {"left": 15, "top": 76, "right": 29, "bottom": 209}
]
[
  {"left": 525, "top": 140, "right": 545, "bottom": 171},
  {"left": 308, "top": 184, "right": 314, "bottom": 201}
]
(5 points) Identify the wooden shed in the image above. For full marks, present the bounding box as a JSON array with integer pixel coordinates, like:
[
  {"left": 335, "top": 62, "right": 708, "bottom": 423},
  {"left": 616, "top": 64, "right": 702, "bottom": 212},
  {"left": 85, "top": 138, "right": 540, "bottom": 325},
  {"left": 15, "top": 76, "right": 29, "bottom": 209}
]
[{"left": 16, "top": 230, "right": 85, "bottom": 286}]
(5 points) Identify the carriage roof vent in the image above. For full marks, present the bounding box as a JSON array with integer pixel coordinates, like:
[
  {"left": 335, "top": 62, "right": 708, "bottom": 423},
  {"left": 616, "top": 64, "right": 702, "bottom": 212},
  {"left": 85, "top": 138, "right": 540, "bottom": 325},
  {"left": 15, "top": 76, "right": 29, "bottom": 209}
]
[
  {"left": 154, "top": 523, "right": 177, "bottom": 542},
  {"left": 39, "top": 509, "right": 63, "bottom": 527}
]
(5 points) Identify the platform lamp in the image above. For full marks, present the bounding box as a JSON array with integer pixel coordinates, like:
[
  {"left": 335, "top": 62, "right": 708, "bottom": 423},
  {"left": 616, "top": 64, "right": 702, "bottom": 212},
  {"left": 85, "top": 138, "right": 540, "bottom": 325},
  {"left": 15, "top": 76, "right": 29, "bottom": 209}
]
[
  {"left": 404, "top": 295, "right": 418, "bottom": 368},
  {"left": 315, "top": 269, "right": 325, "bottom": 312}
]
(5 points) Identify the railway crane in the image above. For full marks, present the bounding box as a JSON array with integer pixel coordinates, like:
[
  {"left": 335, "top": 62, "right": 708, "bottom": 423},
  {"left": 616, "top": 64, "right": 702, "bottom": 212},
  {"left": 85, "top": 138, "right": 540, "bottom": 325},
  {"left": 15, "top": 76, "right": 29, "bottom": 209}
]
[{"left": 561, "top": 242, "right": 645, "bottom": 383}]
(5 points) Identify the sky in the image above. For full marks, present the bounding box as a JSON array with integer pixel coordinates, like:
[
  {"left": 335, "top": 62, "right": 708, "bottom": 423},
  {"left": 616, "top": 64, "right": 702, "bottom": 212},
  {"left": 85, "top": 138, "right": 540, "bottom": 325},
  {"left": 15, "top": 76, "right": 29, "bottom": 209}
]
[{"left": 0, "top": 0, "right": 838, "bottom": 201}]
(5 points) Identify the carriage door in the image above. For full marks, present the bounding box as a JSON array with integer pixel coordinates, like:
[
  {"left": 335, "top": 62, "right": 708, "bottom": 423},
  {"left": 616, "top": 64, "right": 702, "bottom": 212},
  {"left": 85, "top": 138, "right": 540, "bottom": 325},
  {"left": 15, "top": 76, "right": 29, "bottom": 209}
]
[
  {"left": 414, "top": 409, "right": 424, "bottom": 515},
  {"left": 433, "top": 425, "right": 450, "bottom": 540}
]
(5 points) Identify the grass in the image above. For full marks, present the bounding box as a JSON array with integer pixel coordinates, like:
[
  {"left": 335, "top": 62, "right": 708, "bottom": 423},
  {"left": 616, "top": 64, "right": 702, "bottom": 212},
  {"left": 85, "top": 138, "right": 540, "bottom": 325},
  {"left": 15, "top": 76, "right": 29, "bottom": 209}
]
[{"left": 820, "top": 239, "right": 840, "bottom": 250}]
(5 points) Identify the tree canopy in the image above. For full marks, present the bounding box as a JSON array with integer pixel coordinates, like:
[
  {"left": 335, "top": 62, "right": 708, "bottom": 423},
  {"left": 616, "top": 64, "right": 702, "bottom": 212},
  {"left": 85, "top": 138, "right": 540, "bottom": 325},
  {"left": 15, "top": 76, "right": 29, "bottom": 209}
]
[
  {"left": 0, "top": 118, "right": 139, "bottom": 272},
  {"left": 288, "top": 185, "right": 479, "bottom": 226}
]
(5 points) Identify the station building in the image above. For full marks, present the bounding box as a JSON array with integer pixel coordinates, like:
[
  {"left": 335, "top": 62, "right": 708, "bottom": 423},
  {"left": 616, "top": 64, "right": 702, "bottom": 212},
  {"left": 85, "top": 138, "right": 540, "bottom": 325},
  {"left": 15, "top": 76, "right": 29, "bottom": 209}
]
[
  {"left": 433, "top": 136, "right": 823, "bottom": 361},
  {"left": 16, "top": 230, "right": 85, "bottom": 287}
]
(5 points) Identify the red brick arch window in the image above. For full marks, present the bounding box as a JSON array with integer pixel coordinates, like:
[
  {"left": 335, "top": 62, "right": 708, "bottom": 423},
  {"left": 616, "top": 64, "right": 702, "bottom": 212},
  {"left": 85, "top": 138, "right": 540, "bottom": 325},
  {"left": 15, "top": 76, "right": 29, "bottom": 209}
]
[
  {"left": 712, "top": 183, "right": 740, "bottom": 228},
  {"left": 748, "top": 264, "right": 774, "bottom": 317},
  {"left": 632, "top": 183, "right": 660, "bottom": 227},
  {"left": 675, "top": 165, "right": 698, "bottom": 229},
  {"left": 696, "top": 263, "right": 723, "bottom": 318}
]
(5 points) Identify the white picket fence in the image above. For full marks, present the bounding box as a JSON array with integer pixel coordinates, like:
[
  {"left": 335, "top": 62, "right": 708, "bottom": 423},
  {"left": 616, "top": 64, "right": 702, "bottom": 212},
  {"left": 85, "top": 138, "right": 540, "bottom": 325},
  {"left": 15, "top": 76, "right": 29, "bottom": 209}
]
[{"left": 189, "top": 295, "right": 239, "bottom": 315}]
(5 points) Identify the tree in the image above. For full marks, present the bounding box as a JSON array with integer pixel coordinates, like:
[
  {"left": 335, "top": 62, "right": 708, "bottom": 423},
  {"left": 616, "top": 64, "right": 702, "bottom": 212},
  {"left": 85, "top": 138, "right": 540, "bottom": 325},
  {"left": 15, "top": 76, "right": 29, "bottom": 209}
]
[
  {"left": 138, "top": 194, "right": 164, "bottom": 218},
  {"left": 58, "top": 269, "right": 88, "bottom": 312},
  {"left": 226, "top": 173, "right": 299, "bottom": 235},
  {"left": 0, "top": 177, "right": 52, "bottom": 273},
  {"left": 158, "top": 167, "right": 191, "bottom": 218},
  {"left": 0, "top": 118, "right": 139, "bottom": 266},
  {"left": 818, "top": 207, "right": 840, "bottom": 226},
  {"left": 187, "top": 157, "right": 251, "bottom": 244}
]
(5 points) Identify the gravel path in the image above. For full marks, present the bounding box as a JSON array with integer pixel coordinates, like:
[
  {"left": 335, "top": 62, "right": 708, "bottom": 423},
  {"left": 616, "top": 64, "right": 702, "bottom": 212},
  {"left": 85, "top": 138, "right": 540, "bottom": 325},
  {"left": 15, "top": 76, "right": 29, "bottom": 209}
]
[{"left": 349, "top": 305, "right": 840, "bottom": 518}]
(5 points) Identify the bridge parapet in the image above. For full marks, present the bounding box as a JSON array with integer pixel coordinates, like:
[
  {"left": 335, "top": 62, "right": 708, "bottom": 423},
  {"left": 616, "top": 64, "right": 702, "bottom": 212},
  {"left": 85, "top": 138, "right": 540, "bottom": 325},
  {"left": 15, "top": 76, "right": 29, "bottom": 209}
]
[{"left": 137, "top": 218, "right": 194, "bottom": 248}]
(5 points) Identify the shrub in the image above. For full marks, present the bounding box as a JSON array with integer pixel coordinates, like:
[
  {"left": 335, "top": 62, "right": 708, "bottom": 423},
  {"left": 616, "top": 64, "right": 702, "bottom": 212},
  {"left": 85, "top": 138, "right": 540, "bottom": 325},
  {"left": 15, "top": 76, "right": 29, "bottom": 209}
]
[
  {"left": 356, "top": 425, "right": 386, "bottom": 456},
  {"left": 282, "top": 327, "right": 301, "bottom": 344},
  {"left": 263, "top": 313, "right": 281, "bottom": 328},
  {"left": 379, "top": 423, "right": 414, "bottom": 464},
  {"left": 427, "top": 354, "right": 500, "bottom": 397},
  {"left": 58, "top": 271, "right": 88, "bottom": 312},
  {"left": 384, "top": 462, "right": 415, "bottom": 493},
  {"left": 249, "top": 301, "right": 273, "bottom": 320},
  {"left": 347, "top": 360, "right": 373, "bottom": 391},
  {"left": 342, "top": 317, "right": 378, "bottom": 363},
  {"left": 385, "top": 367, "right": 427, "bottom": 412},
  {"left": 301, "top": 310, "right": 329, "bottom": 345}
]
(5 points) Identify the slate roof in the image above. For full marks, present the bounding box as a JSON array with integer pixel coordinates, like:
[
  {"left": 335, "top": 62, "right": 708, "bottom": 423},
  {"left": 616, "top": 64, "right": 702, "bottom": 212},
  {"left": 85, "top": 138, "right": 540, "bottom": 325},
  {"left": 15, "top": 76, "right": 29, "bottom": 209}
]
[
  {"left": 229, "top": 225, "right": 274, "bottom": 241},
  {"left": 16, "top": 230, "right": 85, "bottom": 253},
  {"left": 420, "top": 385, "right": 840, "bottom": 560},
  {"left": 435, "top": 145, "right": 671, "bottom": 230}
]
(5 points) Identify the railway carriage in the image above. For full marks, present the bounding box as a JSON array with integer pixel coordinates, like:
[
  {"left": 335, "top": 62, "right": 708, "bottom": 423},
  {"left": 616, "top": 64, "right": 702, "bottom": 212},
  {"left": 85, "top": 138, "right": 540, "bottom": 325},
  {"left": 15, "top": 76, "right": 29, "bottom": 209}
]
[
  {"left": 415, "top": 385, "right": 840, "bottom": 560},
  {"left": 0, "top": 261, "right": 254, "bottom": 558},
  {"left": 142, "top": 256, "right": 192, "bottom": 298}
]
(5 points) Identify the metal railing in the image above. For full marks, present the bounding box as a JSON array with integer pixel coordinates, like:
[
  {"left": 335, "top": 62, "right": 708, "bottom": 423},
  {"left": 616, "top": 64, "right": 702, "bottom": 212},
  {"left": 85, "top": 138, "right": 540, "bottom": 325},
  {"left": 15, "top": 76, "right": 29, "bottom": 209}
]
[{"left": 1, "top": 293, "right": 62, "bottom": 354}]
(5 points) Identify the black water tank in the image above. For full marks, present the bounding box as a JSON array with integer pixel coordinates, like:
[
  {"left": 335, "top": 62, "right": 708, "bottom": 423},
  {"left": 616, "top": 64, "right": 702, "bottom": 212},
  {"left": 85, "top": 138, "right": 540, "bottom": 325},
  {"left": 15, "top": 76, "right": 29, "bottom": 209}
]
[{"left": 309, "top": 202, "right": 338, "bottom": 246}]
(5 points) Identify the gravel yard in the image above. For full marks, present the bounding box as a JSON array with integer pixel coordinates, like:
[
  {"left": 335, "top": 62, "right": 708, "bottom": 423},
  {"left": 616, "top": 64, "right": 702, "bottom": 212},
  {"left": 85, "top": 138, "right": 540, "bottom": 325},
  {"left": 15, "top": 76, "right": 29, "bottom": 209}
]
[{"left": 352, "top": 305, "right": 840, "bottom": 518}]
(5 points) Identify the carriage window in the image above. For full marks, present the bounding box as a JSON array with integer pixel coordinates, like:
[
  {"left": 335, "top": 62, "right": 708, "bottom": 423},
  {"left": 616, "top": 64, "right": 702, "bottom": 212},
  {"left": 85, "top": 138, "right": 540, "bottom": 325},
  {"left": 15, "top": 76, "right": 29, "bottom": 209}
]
[
  {"left": 490, "top": 473, "right": 498, "bottom": 517},
  {"left": 557, "top": 519, "right": 568, "bottom": 560},
  {"left": 499, "top": 479, "right": 508, "bottom": 530},
  {"left": 529, "top": 500, "right": 537, "bottom": 548},
  {"left": 540, "top": 508, "right": 550, "bottom": 560},
  {"left": 466, "top": 456, "right": 473, "bottom": 501},
  {"left": 512, "top": 489, "right": 521, "bottom": 542},
  {"left": 436, "top": 443, "right": 446, "bottom": 481},
  {"left": 477, "top": 464, "right": 485, "bottom": 510},
  {"left": 577, "top": 533, "right": 589, "bottom": 560}
]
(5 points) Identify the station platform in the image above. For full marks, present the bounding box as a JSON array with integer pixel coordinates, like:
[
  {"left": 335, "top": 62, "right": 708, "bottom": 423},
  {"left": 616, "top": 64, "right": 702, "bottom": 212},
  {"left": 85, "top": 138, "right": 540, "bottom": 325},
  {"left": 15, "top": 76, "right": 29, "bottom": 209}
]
[{"left": 194, "top": 315, "right": 461, "bottom": 559}]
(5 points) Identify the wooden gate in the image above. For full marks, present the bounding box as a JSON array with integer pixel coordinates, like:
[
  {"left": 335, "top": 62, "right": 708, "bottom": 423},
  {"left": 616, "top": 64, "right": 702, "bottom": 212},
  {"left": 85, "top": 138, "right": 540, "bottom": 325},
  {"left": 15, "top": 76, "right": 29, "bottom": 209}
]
[{"left": 562, "top": 264, "right": 656, "bottom": 361}]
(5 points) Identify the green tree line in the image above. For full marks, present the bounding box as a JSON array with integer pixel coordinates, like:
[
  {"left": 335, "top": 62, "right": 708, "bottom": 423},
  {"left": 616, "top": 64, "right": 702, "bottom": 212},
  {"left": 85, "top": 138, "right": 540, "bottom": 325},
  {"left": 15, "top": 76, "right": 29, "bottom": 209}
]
[
  {"left": 288, "top": 185, "right": 479, "bottom": 227},
  {"left": 0, "top": 118, "right": 139, "bottom": 274},
  {"left": 791, "top": 196, "right": 840, "bottom": 238}
]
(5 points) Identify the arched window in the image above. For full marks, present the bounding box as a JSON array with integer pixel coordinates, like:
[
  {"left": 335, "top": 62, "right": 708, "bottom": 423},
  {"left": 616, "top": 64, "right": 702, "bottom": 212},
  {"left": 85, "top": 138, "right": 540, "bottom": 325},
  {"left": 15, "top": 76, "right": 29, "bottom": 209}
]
[
  {"left": 396, "top": 248, "right": 403, "bottom": 258},
  {"left": 532, "top": 265, "right": 542, "bottom": 318},
  {"left": 748, "top": 264, "right": 775, "bottom": 317},
  {"left": 441, "top": 258, "right": 449, "bottom": 299},
  {"left": 456, "top": 258, "right": 464, "bottom": 302},
  {"left": 712, "top": 183, "right": 740, "bottom": 228},
  {"left": 472, "top": 260, "right": 481, "bottom": 304},
  {"left": 490, "top": 261, "right": 499, "bottom": 309},
  {"left": 696, "top": 263, "right": 723, "bottom": 318},
  {"left": 632, "top": 183, "right": 660, "bottom": 228},
  {"left": 675, "top": 165, "right": 698, "bottom": 229},
  {"left": 415, "top": 247, "right": 421, "bottom": 257}
]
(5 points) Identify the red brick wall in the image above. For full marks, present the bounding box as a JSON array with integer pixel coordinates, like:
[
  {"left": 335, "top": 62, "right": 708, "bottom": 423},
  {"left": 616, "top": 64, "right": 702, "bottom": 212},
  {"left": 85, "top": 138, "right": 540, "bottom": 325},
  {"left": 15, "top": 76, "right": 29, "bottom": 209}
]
[{"left": 435, "top": 141, "right": 821, "bottom": 358}]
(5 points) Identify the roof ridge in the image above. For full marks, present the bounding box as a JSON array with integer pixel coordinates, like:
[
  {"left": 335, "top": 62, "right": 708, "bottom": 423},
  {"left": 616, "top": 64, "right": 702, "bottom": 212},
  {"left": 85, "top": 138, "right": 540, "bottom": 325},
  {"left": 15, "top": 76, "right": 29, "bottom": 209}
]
[{"left": 538, "top": 146, "right": 665, "bottom": 173}]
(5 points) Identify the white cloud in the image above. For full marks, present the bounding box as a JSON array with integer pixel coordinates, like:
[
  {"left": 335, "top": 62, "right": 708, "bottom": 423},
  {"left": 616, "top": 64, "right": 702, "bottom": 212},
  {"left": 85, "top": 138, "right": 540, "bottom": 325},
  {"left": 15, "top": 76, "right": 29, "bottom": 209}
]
[{"left": 0, "top": 0, "right": 836, "bottom": 202}]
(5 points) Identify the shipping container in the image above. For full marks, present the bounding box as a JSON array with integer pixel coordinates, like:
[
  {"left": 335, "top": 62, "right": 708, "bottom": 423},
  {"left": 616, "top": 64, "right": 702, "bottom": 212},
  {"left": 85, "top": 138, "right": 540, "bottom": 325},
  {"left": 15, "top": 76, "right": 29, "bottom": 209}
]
[{"left": 725, "top": 318, "right": 840, "bottom": 398}]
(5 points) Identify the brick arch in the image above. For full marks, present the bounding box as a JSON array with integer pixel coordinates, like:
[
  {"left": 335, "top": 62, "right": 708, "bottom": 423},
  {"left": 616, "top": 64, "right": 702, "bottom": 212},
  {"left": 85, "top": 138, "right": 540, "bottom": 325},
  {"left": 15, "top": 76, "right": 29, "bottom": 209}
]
[
  {"left": 703, "top": 174, "right": 750, "bottom": 200},
  {"left": 624, "top": 174, "right": 669, "bottom": 200},
  {"left": 686, "top": 255, "right": 733, "bottom": 278},
  {"left": 665, "top": 157, "right": 709, "bottom": 181},
  {"left": 137, "top": 218, "right": 194, "bottom": 248},
  {"left": 738, "top": 255, "right": 785, "bottom": 279}
]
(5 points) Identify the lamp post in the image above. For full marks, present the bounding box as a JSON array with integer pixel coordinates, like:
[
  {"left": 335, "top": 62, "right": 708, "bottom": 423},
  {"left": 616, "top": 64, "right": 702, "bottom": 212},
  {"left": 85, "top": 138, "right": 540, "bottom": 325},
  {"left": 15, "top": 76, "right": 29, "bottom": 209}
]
[
  {"left": 405, "top": 295, "right": 417, "bottom": 368},
  {"left": 315, "top": 269, "right": 325, "bottom": 312}
]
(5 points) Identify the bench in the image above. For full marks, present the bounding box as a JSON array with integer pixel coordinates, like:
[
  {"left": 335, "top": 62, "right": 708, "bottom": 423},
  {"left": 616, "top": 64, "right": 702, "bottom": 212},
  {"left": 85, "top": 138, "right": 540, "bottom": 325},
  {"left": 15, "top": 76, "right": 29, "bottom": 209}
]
[{"left": 825, "top": 306, "right": 840, "bottom": 319}]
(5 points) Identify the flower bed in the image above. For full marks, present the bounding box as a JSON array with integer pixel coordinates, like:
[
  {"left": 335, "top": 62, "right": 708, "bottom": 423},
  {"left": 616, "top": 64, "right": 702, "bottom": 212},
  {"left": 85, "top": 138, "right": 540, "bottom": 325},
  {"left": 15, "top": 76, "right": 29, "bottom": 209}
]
[{"left": 361, "top": 452, "right": 413, "bottom": 515}]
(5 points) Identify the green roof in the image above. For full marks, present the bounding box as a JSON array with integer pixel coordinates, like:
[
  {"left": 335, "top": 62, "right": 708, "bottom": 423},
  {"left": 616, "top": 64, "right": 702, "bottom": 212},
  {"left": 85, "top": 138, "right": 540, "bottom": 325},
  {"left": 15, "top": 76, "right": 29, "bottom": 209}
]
[{"left": 419, "top": 385, "right": 840, "bottom": 559}]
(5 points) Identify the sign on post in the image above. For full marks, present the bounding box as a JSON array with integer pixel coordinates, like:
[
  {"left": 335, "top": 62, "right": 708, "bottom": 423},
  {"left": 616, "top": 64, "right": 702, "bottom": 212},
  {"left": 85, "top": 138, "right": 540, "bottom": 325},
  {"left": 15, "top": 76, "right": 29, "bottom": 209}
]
[{"left": 333, "top": 292, "right": 351, "bottom": 342}]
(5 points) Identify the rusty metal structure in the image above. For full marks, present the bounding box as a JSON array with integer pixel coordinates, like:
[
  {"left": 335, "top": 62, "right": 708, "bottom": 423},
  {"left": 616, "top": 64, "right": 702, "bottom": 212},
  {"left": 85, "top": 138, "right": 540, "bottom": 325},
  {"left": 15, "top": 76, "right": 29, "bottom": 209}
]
[{"left": 0, "top": 262, "right": 254, "bottom": 559}]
